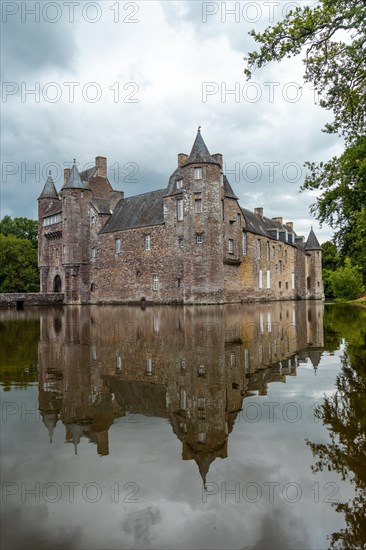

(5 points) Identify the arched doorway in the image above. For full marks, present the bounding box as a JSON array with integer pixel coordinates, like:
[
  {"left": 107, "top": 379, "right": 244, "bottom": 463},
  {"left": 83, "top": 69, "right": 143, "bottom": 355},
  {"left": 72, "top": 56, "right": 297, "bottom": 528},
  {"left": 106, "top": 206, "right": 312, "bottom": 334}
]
[{"left": 54, "top": 275, "right": 62, "bottom": 293}]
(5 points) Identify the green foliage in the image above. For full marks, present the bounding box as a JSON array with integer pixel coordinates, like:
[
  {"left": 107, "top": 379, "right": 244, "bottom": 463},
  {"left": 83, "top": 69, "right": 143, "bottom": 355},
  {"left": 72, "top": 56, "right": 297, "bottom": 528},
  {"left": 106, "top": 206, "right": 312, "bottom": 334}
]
[
  {"left": 0, "top": 215, "right": 38, "bottom": 248},
  {"left": 329, "top": 258, "right": 364, "bottom": 300},
  {"left": 244, "top": 0, "right": 366, "bottom": 138},
  {"left": 245, "top": 0, "right": 366, "bottom": 285},
  {"left": 322, "top": 240, "right": 340, "bottom": 270},
  {"left": 302, "top": 138, "right": 366, "bottom": 281},
  {"left": 0, "top": 234, "right": 39, "bottom": 292}
]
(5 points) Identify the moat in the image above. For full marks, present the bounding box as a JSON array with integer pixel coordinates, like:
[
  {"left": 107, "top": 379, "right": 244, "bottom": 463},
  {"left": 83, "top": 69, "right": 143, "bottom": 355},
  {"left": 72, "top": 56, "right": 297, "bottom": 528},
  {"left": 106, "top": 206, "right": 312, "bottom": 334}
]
[{"left": 1, "top": 302, "right": 365, "bottom": 549}]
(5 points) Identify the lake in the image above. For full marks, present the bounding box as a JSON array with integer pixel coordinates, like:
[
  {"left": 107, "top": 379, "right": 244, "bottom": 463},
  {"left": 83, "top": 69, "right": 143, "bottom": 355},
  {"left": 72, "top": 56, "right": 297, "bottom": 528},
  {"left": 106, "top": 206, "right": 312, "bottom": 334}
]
[{"left": 1, "top": 301, "right": 365, "bottom": 549}]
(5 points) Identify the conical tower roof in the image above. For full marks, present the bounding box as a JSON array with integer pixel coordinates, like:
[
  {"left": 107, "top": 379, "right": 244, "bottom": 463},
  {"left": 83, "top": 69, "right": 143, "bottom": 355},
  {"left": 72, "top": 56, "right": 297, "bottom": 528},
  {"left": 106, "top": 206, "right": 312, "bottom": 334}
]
[
  {"left": 183, "top": 127, "right": 220, "bottom": 167},
  {"left": 38, "top": 171, "right": 59, "bottom": 200},
  {"left": 63, "top": 160, "right": 92, "bottom": 190},
  {"left": 305, "top": 227, "right": 321, "bottom": 250}
]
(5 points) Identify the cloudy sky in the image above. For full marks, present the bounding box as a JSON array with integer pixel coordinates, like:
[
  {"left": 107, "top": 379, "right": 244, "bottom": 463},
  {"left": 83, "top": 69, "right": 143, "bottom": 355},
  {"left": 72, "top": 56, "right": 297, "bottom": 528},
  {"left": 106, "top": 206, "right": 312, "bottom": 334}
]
[{"left": 1, "top": 0, "right": 344, "bottom": 242}]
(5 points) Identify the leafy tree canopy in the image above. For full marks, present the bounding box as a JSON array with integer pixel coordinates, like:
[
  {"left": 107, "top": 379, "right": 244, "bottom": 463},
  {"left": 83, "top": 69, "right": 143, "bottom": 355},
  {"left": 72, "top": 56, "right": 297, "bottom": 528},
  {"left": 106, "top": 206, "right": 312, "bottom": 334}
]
[
  {"left": 0, "top": 215, "right": 38, "bottom": 248},
  {"left": 0, "top": 234, "right": 39, "bottom": 292},
  {"left": 245, "top": 0, "right": 366, "bottom": 138},
  {"left": 245, "top": 0, "right": 366, "bottom": 282}
]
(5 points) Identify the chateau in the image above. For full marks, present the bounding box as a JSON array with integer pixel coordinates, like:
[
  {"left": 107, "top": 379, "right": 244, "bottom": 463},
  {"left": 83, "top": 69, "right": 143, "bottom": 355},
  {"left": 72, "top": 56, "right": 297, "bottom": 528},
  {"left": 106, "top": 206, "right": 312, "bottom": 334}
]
[{"left": 38, "top": 129, "right": 323, "bottom": 304}]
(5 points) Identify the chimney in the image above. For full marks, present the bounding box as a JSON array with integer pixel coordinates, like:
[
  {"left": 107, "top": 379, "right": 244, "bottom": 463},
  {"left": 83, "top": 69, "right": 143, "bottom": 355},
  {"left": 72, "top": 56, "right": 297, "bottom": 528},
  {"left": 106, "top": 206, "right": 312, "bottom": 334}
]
[
  {"left": 64, "top": 168, "right": 71, "bottom": 186},
  {"left": 178, "top": 153, "right": 188, "bottom": 167},
  {"left": 286, "top": 221, "right": 294, "bottom": 229},
  {"left": 254, "top": 207, "right": 263, "bottom": 217},
  {"left": 272, "top": 217, "right": 283, "bottom": 224},
  {"left": 96, "top": 156, "right": 107, "bottom": 177},
  {"left": 212, "top": 153, "right": 223, "bottom": 167}
]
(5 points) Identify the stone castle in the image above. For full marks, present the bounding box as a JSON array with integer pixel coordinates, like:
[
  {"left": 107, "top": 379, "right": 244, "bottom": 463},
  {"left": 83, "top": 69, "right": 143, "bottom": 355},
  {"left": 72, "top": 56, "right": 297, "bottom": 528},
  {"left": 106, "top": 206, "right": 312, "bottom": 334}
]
[{"left": 38, "top": 129, "right": 323, "bottom": 304}]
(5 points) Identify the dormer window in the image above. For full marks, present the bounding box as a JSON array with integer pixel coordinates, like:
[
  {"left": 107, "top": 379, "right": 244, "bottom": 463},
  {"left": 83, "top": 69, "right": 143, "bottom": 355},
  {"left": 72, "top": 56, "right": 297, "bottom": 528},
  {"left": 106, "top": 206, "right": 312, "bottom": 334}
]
[
  {"left": 176, "top": 178, "right": 183, "bottom": 190},
  {"left": 194, "top": 167, "right": 202, "bottom": 180}
]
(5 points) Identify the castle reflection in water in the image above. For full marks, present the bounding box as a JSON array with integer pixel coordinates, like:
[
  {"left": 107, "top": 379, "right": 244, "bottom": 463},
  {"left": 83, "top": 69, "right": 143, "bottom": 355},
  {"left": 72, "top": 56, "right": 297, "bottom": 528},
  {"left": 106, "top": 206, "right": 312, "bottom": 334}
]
[{"left": 38, "top": 302, "right": 324, "bottom": 482}]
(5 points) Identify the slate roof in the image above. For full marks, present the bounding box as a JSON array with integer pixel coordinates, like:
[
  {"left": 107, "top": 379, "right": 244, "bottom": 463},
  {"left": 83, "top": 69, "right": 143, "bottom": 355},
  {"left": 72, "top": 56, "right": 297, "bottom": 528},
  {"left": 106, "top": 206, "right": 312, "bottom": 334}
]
[
  {"left": 305, "top": 228, "right": 321, "bottom": 250},
  {"left": 223, "top": 176, "right": 238, "bottom": 199},
  {"left": 240, "top": 208, "right": 271, "bottom": 237},
  {"left": 38, "top": 173, "right": 59, "bottom": 200},
  {"left": 100, "top": 189, "right": 166, "bottom": 233},
  {"left": 91, "top": 198, "right": 112, "bottom": 214},
  {"left": 182, "top": 128, "right": 221, "bottom": 167},
  {"left": 64, "top": 162, "right": 92, "bottom": 190},
  {"left": 80, "top": 166, "right": 97, "bottom": 181},
  {"left": 41, "top": 204, "right": 62, "bottom": 218}
]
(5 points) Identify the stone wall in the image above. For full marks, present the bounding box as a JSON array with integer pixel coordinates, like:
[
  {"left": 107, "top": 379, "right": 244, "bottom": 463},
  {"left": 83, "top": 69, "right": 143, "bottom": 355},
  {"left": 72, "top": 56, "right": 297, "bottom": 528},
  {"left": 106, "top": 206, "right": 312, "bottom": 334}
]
[{"left": 0, "top": 293, "right": 64, "bottom": 308}]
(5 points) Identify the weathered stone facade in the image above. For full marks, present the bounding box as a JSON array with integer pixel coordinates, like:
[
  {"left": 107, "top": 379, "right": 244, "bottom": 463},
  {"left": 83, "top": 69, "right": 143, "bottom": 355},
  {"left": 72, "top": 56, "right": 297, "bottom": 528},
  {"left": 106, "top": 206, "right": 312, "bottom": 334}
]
[{"left": 38, "top": 130, "right": 323, "bottom": 304}]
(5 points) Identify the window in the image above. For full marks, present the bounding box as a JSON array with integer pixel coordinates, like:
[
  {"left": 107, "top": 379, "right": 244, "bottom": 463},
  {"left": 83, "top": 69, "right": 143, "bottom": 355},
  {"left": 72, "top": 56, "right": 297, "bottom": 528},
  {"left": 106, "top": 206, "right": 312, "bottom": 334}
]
[
  {"left": 153, "top": 275, "right": 159, "bottom": 291},
  {"left": 257, "top": 239, "right": 261, "bottom": 260},
  {"left": 180, "top": 389, "right": 187, "bottom": 410},
  {"left": 178, "top": 237, "right": 184, "bottom": 248},
  {"left": 116, "top": 355, "right": 122, "bottom": 370},
  {"left": 194, "top": 193, "right": 202, "bottom": 213},
  {"left": 228, "top": 239, "right": 234, "bottom": 254},
  {"left": 272, "top": 246, "right": 275, "bottom": 259},
  {"left": 176, "top": 178, "right": 183, "bottom": 190},
  {"left": 177, "top": 277, "right": 182, "bottom": 288},
  {"left": 286, "top": 282, "right": 288, "bottom": 289},
  {"left": 115, "top": 238, "right": 121, "bottom": 254},
  {"left": 177, "top": 199, "right": 183, "bottom": 221},
  {"left": 230, "top": 352, "right": 236, "bottom": 367},
  {"left": 259, "top": 269, "right": 263, "bottom": 289},
  {"left": 198, "top": 365, "right": 206, "bottom": 377},
  {"left": 279, "top": 281, "right": 282, "bottom": 289},
  {"left": 279, "top": 260, "right": 282, "bottom": 274},
  {"left": 266, "top": 241, "right": 270, "bottom": 261},
  {"left": 242, "top": 232, "right": 247, "bottom": 255},
  {"left": 266, "top": 269, "right": 271, "bottom": 289},
  {"left": 194, "top": 167, "right": 202, "bottom": 180},
  {"left": 91, "top": 247, "right": 96, "bottom": 260},
  {"left": 145, "top": 235, "right": 151, "bottom": 250},
  {"left": 196, "top": 233, "right": 203, "bottom": 244},
  {"left": 285, "top": 249, "right": 288, "bottom": 262},
  {"left": 43, "top": 214, "right": 61, "bottom": 226},
  {"left": 198, "top": 432, "right": 206, "bottom": 443},
  {"left": 291, "top": 272, "right": 295, "bottom": 289},
  {"left": 197, "top": 397, "right": 205, "bottom": 410},
  {"left": 146, "top": 358, "right": 153, "bottom": 375}
]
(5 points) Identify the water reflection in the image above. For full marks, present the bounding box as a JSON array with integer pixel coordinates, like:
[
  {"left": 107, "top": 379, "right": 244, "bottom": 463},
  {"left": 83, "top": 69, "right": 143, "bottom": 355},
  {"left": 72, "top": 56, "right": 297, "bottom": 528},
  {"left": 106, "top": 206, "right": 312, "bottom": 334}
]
[
  {"left": 307, "top": 304, "right": 366, "bottom": 549},
  {"left": 37, "top": 302, "right": 324, "bottom": 481}
]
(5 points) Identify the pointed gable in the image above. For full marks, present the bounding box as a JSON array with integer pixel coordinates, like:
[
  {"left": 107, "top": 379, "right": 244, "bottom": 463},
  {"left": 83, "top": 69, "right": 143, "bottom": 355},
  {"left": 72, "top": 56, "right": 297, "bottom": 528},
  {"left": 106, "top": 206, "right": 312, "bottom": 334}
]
[
  {"left": 305, "top": 228, "right": 321, "bottom": 250},
  {"left": 64, "top": 161, "right": 92, "bottom": 190},
  {"left": 38, "top": 172, "right": 59, "bottom": 200},
  {"left": 183, "top": 127, "right": 221, "bottom": 167}
]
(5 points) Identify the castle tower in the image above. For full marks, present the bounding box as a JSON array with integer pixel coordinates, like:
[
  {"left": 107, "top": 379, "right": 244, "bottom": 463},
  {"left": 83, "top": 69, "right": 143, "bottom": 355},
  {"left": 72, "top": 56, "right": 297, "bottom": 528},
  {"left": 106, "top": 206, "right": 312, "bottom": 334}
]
[
  {"left": 61, "top": 161, "right": 93, "bottom": 303},
  {"left": 38, "top": 171, "right": 62, "bottom": 292},
  {"left": 305, "top": 228, "right": 323, "bottom": 299},
  {"left": 164, "top": 128, "right": 224, "bottom": 303}
]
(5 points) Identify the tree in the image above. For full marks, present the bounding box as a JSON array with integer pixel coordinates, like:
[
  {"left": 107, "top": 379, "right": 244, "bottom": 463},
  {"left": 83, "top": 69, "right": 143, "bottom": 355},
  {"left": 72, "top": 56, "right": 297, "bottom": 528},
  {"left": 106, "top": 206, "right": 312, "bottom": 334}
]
[
  {"left": 0, "top": 234, "right": 39, "bottom": 292},
  {"left": 322, "top": 240, "right": 340, "bottom": 271},
  {"left": 244, "top": 0, "right": 366, "bottom": 138},
  {"left": 307, "top": 305, "right": 366, "bottom": 548},
  {"left": 329, "top": 258, "right": 364, "bottom": 300},
  {"left": 245, "top": 0, "right": 366, "bottom": 282},
  {"left": 0, "top": 215, "right": 38, "bottom": 248}
]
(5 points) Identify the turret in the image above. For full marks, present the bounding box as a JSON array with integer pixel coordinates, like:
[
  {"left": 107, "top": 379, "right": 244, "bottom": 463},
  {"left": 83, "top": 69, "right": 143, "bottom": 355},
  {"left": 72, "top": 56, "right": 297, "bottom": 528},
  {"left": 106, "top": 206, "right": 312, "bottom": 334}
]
[
  {"left": 164, "top": 127, "right": 224, "bottom": 303},
  {"left": 38, "top": 172, "right": 62, "bottom": 291},
  {"left": 61, "top": 160, "right": 93, "bottom": 303},
  {"left": 305, "top": 228, "right": 323, "bottom": 299}
]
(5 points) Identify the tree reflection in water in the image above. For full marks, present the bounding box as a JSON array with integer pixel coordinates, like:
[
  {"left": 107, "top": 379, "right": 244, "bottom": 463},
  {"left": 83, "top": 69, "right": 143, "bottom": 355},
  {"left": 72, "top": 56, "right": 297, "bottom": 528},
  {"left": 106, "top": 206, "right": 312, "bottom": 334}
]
[{"left": 307, "top": 305, "right": 366, "bottom": 549}]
